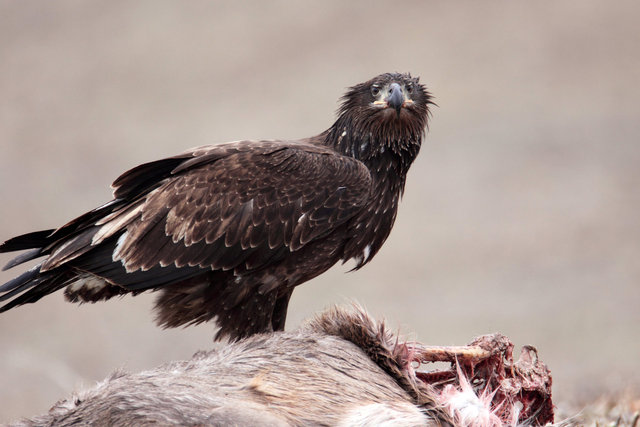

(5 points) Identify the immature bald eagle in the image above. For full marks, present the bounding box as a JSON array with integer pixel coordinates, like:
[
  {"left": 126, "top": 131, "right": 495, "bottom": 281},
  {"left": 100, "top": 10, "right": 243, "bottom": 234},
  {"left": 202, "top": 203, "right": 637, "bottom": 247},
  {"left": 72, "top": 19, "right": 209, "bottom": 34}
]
[{"left": 0, "top": 73, "right": 432, "bottom": 340}]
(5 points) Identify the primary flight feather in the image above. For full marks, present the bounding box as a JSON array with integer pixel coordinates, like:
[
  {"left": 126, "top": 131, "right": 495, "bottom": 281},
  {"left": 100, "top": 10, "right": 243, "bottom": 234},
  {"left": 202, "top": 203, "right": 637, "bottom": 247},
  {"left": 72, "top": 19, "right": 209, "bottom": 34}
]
[{"left": 0, "top": 73, "right": 432, "bottom": 340}]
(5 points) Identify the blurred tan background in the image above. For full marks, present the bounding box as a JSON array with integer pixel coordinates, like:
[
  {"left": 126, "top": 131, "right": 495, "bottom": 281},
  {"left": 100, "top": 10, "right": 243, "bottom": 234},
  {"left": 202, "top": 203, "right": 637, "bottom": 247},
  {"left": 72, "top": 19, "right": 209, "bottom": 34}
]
[{"left": 1, "top": 0, "right": 639, "bottom": 422}]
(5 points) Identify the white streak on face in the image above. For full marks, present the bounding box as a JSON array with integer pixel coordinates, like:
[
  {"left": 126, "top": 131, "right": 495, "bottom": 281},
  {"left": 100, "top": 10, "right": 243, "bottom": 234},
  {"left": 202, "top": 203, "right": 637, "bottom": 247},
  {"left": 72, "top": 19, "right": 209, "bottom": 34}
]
[
  {"left": 297, "top": 213, "right": 306, "bottom": 223},
  {"left": 341, "top": 130, "right": 347, "bottom": 137}
]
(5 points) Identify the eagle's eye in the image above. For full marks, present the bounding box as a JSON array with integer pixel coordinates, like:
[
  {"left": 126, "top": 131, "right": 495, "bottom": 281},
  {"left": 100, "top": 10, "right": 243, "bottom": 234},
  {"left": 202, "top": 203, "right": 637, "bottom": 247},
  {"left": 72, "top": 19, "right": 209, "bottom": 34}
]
[
  {"left": 371, "top": 86, "right": 380, "bottom": 97},
  {"left": 406, "top": 83, "right": 414, "bottom": 94}
]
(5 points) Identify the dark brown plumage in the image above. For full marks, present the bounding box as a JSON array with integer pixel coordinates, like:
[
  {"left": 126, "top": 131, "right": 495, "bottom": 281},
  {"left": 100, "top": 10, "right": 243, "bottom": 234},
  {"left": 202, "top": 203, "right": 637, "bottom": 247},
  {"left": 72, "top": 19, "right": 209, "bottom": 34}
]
[{"left": 0, "top": 73, "right": 432, "bottom": 340}]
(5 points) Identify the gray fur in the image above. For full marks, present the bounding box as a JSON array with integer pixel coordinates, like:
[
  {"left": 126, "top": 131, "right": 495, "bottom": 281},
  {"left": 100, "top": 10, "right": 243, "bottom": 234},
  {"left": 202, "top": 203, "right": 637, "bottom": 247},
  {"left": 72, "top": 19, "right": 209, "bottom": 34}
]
[{"left": 12, "top": 306, "right": 449, "bottom": 426}]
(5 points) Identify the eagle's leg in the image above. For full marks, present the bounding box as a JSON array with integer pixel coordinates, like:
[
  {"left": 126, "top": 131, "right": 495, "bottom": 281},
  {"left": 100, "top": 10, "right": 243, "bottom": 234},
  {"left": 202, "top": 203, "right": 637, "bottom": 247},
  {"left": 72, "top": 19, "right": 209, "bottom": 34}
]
[
  {"left": 271, "top": 289, "right": 293, "bottom": 332},
  {"left": 214, "top": 288, "right": 286, "bottom": 341}
]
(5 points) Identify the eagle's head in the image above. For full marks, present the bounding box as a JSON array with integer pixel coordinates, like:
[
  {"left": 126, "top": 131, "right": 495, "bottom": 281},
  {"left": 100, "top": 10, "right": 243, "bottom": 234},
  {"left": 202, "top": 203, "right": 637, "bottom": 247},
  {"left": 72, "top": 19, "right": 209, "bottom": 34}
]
[
  {"left": 340, "top": 73, "right": 431, "bottom": 125},
  {"left": 328, "top": 73, "right": 432, "bottom": 165}
]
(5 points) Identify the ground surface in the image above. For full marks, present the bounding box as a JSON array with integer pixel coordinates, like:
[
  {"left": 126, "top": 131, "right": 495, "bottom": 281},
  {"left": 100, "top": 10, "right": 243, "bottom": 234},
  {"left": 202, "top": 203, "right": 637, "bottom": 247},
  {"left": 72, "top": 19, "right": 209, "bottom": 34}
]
[{"left": 1, "top": 1, "right": 639, "bottom": 423}]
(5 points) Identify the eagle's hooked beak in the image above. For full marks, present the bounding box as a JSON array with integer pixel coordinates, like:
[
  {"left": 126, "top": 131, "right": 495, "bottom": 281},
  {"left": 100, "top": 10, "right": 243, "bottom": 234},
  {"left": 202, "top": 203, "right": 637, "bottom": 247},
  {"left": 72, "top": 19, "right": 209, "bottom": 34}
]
[{"left": 387, "top": 83, "right": 404, "bottom": 115}]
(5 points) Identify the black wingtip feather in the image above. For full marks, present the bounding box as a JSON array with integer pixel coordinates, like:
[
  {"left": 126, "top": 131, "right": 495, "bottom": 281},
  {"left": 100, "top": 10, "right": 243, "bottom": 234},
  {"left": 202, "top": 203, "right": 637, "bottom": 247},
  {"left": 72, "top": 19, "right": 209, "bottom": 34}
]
[
  {"left": 112, "top": 157, "right": 186, "bottom": 199},
  {"left": 0, "top": 266, "right": 41, "bottom": 301},
  {"left": 2, "top": 248, "right": 44, "bottom": 271},
  {"left": 0, "top": 229, "right": 54, "bottom": 253},
  {"left": 0, "top": 265, "right": 69, "bottom": 313},
  {"left": 0, "top": 281, "right": 66, "bottom": 313}
]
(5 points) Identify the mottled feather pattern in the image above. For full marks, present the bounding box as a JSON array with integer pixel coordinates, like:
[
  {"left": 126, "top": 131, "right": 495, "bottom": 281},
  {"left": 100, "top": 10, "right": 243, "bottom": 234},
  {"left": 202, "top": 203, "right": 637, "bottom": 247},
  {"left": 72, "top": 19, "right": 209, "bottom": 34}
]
[{"left": 112, "top": 142, "right": 371, "bottom": 274}]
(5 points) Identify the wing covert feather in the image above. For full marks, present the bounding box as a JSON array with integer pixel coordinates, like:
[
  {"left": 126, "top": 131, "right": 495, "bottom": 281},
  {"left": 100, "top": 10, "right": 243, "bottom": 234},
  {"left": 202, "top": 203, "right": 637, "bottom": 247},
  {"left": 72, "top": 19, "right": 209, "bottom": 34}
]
[{"left": 113, "top": 143, "right": 372, "bottom": 274}]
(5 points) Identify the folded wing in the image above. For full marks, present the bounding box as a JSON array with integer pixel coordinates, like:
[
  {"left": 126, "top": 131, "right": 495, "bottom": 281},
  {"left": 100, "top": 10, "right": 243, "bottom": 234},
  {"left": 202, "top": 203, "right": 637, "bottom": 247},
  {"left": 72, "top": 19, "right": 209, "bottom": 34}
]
[{"left": 0, "top": 140, "right": 372, "bottom": 309}]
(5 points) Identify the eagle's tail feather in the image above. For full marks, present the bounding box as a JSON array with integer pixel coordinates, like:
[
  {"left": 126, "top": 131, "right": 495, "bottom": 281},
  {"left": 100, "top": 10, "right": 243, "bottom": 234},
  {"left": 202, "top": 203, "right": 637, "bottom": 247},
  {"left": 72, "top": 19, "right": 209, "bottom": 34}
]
[
  {"left": 1, "top": 198, "right": 129, "bottom": 272},
  {"left": 0, "top": 229, "right": 54, "bottom": 253},
  {"left": 2, "top": 248, "right": 44, "bottom": 271},
  {"left": 0, "top": 265, "right": 42, "bottom": 297},
  {"left": 0, "top": 229, "right": 54, "bottom": 270},
  {"left": 0, "top": 265, "right": 67, "bottom": 313}
]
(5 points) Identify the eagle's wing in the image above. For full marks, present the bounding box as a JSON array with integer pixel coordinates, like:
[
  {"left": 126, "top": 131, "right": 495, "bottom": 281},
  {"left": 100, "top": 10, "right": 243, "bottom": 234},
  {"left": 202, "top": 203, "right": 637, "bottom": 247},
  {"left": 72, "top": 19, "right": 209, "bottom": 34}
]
[{"left": 1, "top": 140, "right": 372, "bottom": 300}]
